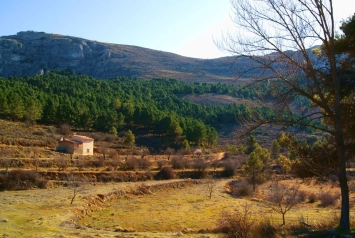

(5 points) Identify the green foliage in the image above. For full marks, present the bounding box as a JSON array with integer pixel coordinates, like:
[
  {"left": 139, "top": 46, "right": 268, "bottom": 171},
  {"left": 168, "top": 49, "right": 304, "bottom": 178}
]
[
  {"left": 0, "top": 73, "right": 294, "bottom": 148},
  {"left": 246, "top": 135, "right": 259, "bottom": 154},
  {"left": 270, "top": 140, "right": 280, "bottom": 161},
  {"left": 243, "top": 151, "right": 264, "bottom": 191},
  {"left": 108, "top": 126, "right": 118, "bottom": 136},
  {"left": 253, "top": 145, "right": 270, "bottom": 165},
  {"left": 278, "top": 155, "right": 291, "bottom": 174},
  {"left": 123, "top": 130, "right": 135, "bottom": 147},
  {"left": 226, "top": 144, "right": 245, "bottom": 155}
]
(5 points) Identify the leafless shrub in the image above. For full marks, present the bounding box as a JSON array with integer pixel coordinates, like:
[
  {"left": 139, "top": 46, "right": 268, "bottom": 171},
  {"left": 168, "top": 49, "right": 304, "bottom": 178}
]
[
  {"left": 138, "top": 157, "right": 151, "bottom": 170},
  {"left": 171, "top": 155, "right": 191, "bottom": 170},
  {"left": 222, "top": 159, "right": 239, "bottom": 177},
  {"left": 0, "top": 169, "right": 48, "bottom": 190},
  {"left": 97, "top": 173, "right": 117, "bottom": 183},
  {"left": 54, "top": 157, "right": 69, "bottom": 172},
  {"left": 298, "top": 190, "right": 307, "bottom": 202},
  {"left": 143, "top": 170, "right": 154, "bottom": 180},
  {"left": 126, "top": 172, "right": 138, "bottom": 182},
  {"left": 308, "top": 192, "right": 318, "bottom": 203},
  {"left": 109, "top": 157, "right": 122, "bottom": 171},
  {"left": 74, "top": 159, "right": 88, "bottom": 172},
  {"left": 91, "top": 157, "right": 105, "bottom": 168},
  {"left": 318, "top": 191, "right": 340, "bottom": 207},
  {"left": 165, "top": 147, "right": 175, "bottom": 160},
  {"left": 171, "top": 156, "right": 184, "bottom": 169},
  {"left": 104, "top": 134, "right": 117, "bottom": 142},
  {"left": 32, "top": 130, "right": 46, "bottom": 136},
  {"left": 211, "top": 160, "right": 220, "bottom": 170},
  {"left": 254, "top": 219, "right": 278, "bottom": 238},
  {"left": 125, "top": 157, "right": 138, "bottom": 171},
  {"left": 58, "top": 123, "right": 72, "bottom": 136},
  {"left": 154, "top": 166, "right": 175, "bottom": 180},
  {"left": 90, "top": 133, "right": 102, "bottom": 142},
  {"left": 228, "top": 179, "right": 254, "bottom": 198},
  {"left": 0, "top": 159, "right": 13, "bottom": 172},
  {"left": 217, "top": 202, "right": 254, "bottom": 238},
  {"left": 156, "top": 159, "right": 167, "bottom": 170},
  {"left": 192, "top": 158, "right": 209, "bottom": 178},
  {"left": 97, "top": 142, "right": 110, "bottom": 160}
]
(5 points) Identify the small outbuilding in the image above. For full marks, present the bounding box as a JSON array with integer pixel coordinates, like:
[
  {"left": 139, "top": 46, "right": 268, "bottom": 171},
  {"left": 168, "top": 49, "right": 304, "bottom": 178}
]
[{"left": 56, "top": 135, "right": 94, "bottom": 155}]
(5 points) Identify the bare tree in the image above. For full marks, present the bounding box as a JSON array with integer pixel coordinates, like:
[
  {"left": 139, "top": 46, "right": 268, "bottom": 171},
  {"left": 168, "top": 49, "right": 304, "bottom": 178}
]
[
  {"left": 266, "top": 184, "right": 300, "bottom": 225},
  {"left": 218, "top": 0, "right": 351, "bottom": 230},
  {"left": 74, "top": 158, "right": 87, "bottom": 172},
  {"left": 205, "top": 178, "right": 218, "bottom": 199},
  {"left": 55, "top": 156, "right": 68, "bottom": 172},
  {"left": 165, "top": 147, "right": 175, "bottom": 160},
  {"left": 97, "top": 142, "right": 109, "bottom": 160},
  {"left": 65, "top": 173, "right": 88, "bottom": 204}
]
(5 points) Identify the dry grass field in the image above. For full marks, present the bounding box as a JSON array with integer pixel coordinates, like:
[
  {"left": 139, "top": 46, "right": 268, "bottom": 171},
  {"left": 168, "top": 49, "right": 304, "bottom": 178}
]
[
  {"left": 1, "top": 177, "right": 354, "bottom": 237},
  {"left": 1, "top": 120, "right": 355, "bottom": 237}
]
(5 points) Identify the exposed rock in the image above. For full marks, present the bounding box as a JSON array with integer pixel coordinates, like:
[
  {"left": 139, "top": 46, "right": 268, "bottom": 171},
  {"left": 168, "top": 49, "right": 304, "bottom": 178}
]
[{"left": 0, "top": 31, "right": 240, "bottom": 82}]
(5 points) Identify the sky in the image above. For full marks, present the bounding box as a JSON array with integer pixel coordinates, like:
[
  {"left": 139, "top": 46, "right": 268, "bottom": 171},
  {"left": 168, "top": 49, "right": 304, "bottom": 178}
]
[{"left": 0, "top": 0, "right": 353, "bottom": 59}]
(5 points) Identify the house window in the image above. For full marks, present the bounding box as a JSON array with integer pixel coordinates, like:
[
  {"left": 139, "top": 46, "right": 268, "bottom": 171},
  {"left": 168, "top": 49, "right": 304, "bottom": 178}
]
[{"left": 87, "top": 149, "right": 90, "bottom": 153}]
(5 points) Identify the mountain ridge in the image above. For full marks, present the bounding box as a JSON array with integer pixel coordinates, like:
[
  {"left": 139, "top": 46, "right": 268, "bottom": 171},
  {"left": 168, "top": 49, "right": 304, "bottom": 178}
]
[{"left": 0, "top": 31, "right": 242, "bottom": 83}]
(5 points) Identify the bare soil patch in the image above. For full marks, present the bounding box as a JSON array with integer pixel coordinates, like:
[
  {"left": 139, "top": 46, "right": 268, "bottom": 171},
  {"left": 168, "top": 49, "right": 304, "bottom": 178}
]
[{"left": 182, "top": 93, "right": 260, "bottom": 107}]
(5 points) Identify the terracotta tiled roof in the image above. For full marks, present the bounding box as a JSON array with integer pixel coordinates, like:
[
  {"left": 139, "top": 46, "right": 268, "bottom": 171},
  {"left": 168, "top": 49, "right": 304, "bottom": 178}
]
[{"left": 71, "top": 135, "right": 94, "bottom": 141}]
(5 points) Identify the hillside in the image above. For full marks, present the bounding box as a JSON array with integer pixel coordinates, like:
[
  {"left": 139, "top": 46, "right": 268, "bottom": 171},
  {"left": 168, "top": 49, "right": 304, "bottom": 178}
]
[{"left": 0, "top": 31, "right": 252, "bottom": 83}]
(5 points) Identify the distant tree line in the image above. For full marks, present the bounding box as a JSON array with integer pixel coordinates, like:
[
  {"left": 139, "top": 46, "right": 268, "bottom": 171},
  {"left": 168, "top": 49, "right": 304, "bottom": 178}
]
[{"left": 0, "top": 73, "right": 313, "bottom": 147}]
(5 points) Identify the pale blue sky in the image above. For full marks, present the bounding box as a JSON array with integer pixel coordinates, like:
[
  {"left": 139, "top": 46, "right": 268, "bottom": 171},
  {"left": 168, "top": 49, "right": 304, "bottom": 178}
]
[{"left": 0, "top": 0, "right": 353, "bottom": 59}]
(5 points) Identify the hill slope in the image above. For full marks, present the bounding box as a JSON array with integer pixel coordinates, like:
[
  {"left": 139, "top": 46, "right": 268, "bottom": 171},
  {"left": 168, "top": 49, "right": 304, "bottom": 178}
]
[{"left": 0, "top": 31, "right": 246, "bottom": 82}]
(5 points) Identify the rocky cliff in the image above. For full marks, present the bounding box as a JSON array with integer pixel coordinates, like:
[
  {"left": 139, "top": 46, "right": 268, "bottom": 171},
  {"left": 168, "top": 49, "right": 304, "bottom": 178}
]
[{"left": 0, "top": 31, "right": 242, "bottom": 82}]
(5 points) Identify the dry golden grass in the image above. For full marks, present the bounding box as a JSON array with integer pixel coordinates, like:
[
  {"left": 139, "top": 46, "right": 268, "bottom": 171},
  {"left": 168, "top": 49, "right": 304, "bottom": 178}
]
[{"left": 1, "top": 172, "right": 355, "bottom": 237}]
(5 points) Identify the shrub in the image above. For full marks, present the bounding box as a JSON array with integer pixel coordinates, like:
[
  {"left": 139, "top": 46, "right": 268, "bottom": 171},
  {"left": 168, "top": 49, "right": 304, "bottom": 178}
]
[
  {"left": 58, "top": 123, "right": 71, "bottom": 136},
  {"left": 138, "top": 158, "right": 151, "bottom": 170},
  {"left": 298, "top": 190, "right": 307, "bottom": 202},
  {"left": 228, "top": 179, "right": 254, "bottom": 198},
  {"left": 74, "top": 159, "right": 88, "bottom": 171},
  {"left": 156, "top": 159, "right": 167, "bottom": 170},
  {"left": 211, "top": 160, "right": 220, "bottom": 170},
  {"left": 97, "top": 173, "right": 118, "bottom": 183},
  {"left": 192, "top": 158, "right": 209, "bottom": 178},
  {"left": 0, "top": 169, "right": 48, "bottom": 190},
  {"left": 318, "top": 191, "right": 339, "bottom": 207},
  {"left": 217, "top": 203, "right": 254, "bottom": 238},
  {"left": 125, "top": 157, "right": 138, "bottom": 171},
  {"left": 104, "top": 135, "right": 117, "bottom": 142},
  {"left": 254, "top": 219, "right": 278, "bottom": 238},
  {"left": 91, "top": 157, "right": 105, "bottom": 168},
  {"left": 143, "top": 170, "right": 154, "bottom": 180},
  {"left": 222, "top": 159, "right": 239, "bottom": 177},
  {"left": 154, "top": 166, "right": 175, "bottom": 180},
  {"left": 308, "top": 192, "right": 318, "bottom": 203},
  {"left": 171, "top": 156, "right": 184, "bottom": 169},
  {"left": 32, "top": 130, "right": 46, "bottom": 136}
]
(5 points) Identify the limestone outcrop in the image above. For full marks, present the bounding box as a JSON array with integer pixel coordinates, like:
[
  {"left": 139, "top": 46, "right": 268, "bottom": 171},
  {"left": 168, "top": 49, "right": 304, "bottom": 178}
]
[{"left": 0, "top": 31, "right": 237, "bottom": 82}]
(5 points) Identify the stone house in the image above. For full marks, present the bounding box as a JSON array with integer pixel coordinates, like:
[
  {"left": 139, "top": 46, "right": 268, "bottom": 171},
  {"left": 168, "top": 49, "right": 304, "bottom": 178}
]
[{"left": 56, "top": 135, "right": 94, "bottom": 155}]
